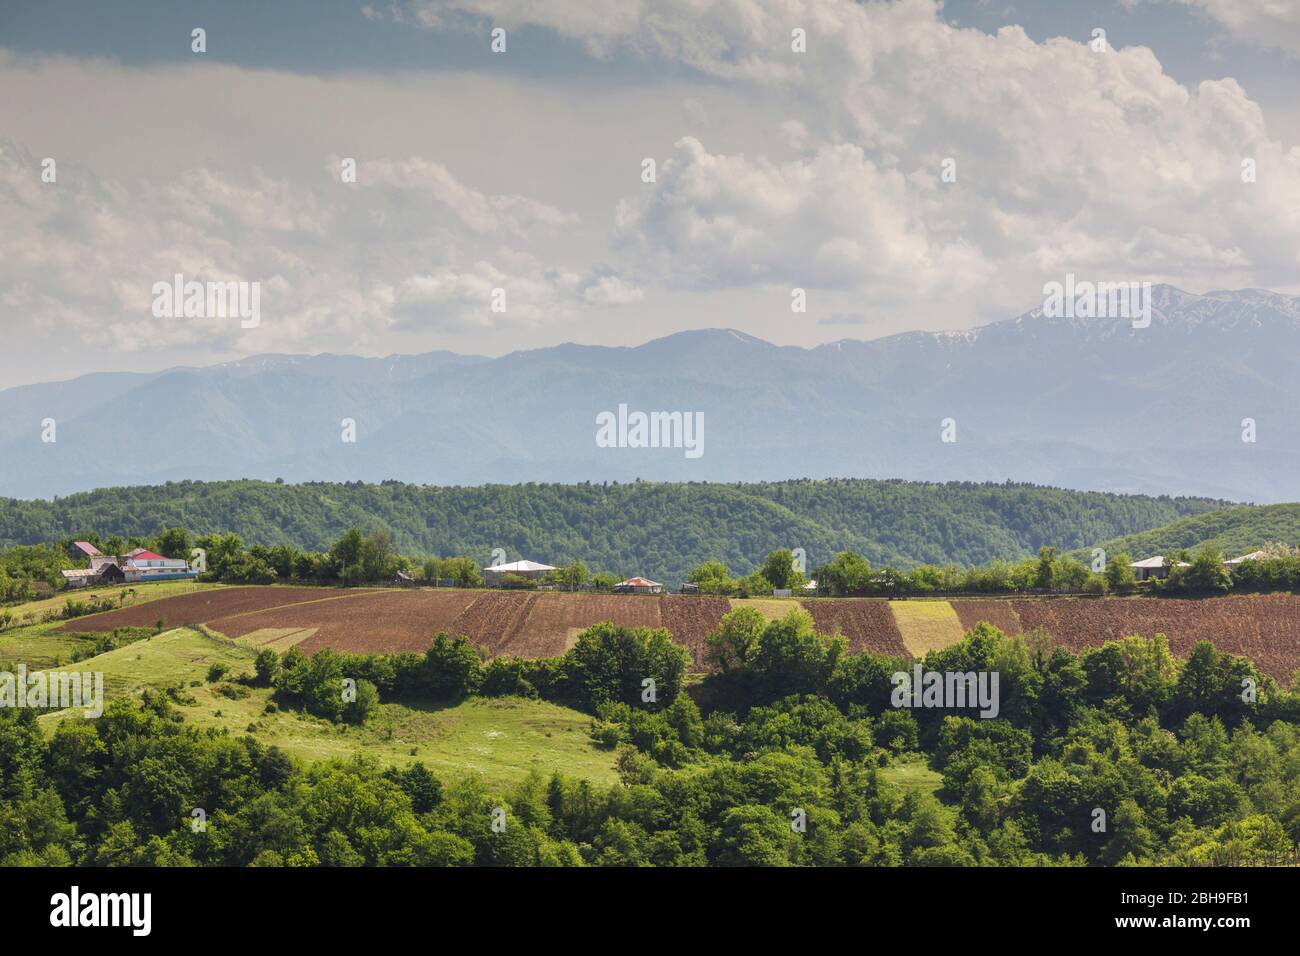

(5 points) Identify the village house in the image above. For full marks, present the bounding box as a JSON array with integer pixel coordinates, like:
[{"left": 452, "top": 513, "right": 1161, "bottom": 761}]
[
  {"left": 613, "top": 576, "right": 663, "bottom": 595},
  {"left": 61, "top": 547, "right": 195, "bottom": 589},
  {"left": 1128, "top": 556, "right": 1190, "bottom": 581},
  {"left": 482, "top": 559, "right": 556, "bottom": 587}
]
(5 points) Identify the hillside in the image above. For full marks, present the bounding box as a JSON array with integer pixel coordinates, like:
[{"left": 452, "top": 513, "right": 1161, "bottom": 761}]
[
  {"left": 0, "top": 478, "right": 1232, "bottom": 583},
  {"left": 1076, "top": 503, "right": 1300, "bottom": 562}
]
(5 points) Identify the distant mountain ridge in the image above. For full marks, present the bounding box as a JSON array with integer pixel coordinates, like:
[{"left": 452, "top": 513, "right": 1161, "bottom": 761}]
[{"left": 4, "top": 285, "right": 1300, "bottom": 501}]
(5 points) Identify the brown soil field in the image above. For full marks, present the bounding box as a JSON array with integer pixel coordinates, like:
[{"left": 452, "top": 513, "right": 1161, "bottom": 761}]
[
  {"left": 218, "top": 589, "right": 482, "bottom": 656},
  {"left": 56, "top": 586, "right": 351, "bottom": 633},
  {"left": 951, "top": 599, "right": 1024, "bottom": 636},
  {"left": 662, "top": 595, "right": 732, "bottom": 668},
  {"left": 800, "top": 599, "right": 909, "bottom": 656},
  {"left": 440, "top": 592, "right": 538, "bottom": 656},
  {"left": 513, "top": 593, "right": 663, "bottom": 657},
  {"left": 1010, "top": 594, "right": 1300, "bottom": 683},
  {"left": 54, "top": 585, "right": 1300, "bottom": 681}
]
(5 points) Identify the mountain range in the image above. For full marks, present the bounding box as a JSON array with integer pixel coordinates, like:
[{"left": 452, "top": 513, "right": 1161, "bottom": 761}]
[{"left": 4, "top": 284, "right": 1300, "bottom": 501}]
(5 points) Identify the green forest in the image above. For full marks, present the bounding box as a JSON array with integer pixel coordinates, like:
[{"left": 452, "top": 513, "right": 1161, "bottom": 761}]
[
  {"left": 2, "top": 610, "right": 1298, "bottom": 867},
  {"left": 0, "top": 478, "right": 1233, "bottom": 584}
]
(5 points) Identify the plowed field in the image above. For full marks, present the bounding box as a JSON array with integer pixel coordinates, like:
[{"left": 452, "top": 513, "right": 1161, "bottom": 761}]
[
  {"left": 662, "top": 595, "right": 731, "bottom": 668},
  {"left": 56, "top": 586, "right": 345, "bottom": 632},
  {"left": 1009, "top": 595, "right": 1300, "bottom": 682},
  {"left": 951, "top": 599, "right": 1024, "bottom": 636},
  {"left": 800, "top": 599, "right": 909, "bottom": 656},
  {"left": 55, "top": 586, "right": 1300, "bottom": 680}
]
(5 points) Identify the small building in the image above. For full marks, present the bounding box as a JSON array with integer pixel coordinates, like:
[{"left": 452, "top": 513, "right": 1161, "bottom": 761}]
[
  {"left": 1129, "top": 555, "right": 1191, "bottom": 582},
  {"left": 60, "top": 569, "right": 100, "bottom": 589},
  {"left": 121, "top": 550, "right": 196, "bottom": 583},
  {"left": 679, "top": 582, "right": 700, "bottom": 595},
  {"left": 70, "top": 541, "right": 102, "bottom": 559},
  {"left": 61, "top": 561, "right": 126, "bottom": 589},
  {"left": 483, "top": 559, "right": 556, "bottom": 587},
  {"left": 1224, "top": 550, "right": 1268, "bottom": 566},
  {"left": 614, "top": 576, "right": 663, "bottom": 595}
]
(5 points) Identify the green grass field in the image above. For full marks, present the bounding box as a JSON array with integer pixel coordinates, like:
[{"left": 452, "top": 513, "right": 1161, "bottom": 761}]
[
  {"left": 34, "top": 625, "right": 618, "bottom": 788},
  {"left": 0, "top": 620, "right": 108, "bottom": 670},
  {"left": 880, "top": 757, "right": 944, "bottom": 796}
]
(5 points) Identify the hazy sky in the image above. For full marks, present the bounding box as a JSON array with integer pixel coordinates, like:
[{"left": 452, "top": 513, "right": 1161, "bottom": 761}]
[{"left": 3, "top": 0, "right": 1299, "bottom": 387}]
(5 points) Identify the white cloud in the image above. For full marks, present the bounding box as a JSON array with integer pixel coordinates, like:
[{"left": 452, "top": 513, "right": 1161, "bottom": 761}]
[
  {"left": 354, "top": 155, "right": 578, "bottom": 236},
  {"left": 404, "top": 0, "right": 1300, "bottom": 308},
  {"left": 0, "top": 139, "right": 631, "bottom": 356},
  {"left": 5, "top": 0, "right": 1300, "bottom": 384},
  {"left": 1171, "top": 0, "right": 1300, "bottom": 56}
]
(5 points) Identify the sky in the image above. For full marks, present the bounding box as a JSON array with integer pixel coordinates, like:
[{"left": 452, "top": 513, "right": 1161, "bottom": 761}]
[{"left": 2, "top": 0, "right": 1299, "bottom": 387}]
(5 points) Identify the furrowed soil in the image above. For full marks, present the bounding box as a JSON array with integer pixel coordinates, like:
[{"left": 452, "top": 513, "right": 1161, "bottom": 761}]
[
  {"left": 951, "top": 599, "right": 1024, "bottom": 636},
  {"left": 49, "top": 585, "right": 1300, "bottom": 679},
  {"left": 513, "top": 593, "right": 663, "bottom": 657},
  {"left": 800, "top": 599, "right": 909, "bottom": 656},
  {"left": 662, "top": 595, "right": 731, "bottom": 668},
  {"left": 220, "top": 589, "right": 480, "bottom": 655},
  {"left": 55, "top": 585, "right": 350, "bottom": 633},
  {"left": 1009, "top": 594, "right": 1300, "bottom": 683}
]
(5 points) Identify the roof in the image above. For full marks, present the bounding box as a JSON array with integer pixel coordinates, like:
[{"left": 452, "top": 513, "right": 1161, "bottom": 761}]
[
  {"left": 61, "top": 569, "right": 99, "bottom": 579},
  {"left": 129, "top": 550, "right": 166, "bottom": 561},
  {"left": 483, "top": 559, "right": 556, "bottom": 573},
  {"left": 617, "top": 577, "right": 662, "bottom": 587},
  {"left": 1225, "top": 550, "right": 1268, "bottom": 564},
  {"left": 1130, "top": 556, "right": 1167, "bottom": 568},
  {"left": 72, "top": 541, "right": 101, "bottom": 556}
]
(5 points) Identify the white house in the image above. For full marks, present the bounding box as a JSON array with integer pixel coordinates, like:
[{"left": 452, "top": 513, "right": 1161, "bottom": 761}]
[
  {"left": 483, "top": 559, "right": 556, "bottom": 587},
  {"left": 120, "top": 549, "right": 196, "bottom": 583},
  {"left": 1129, "top": 555, "right": 1191, "bottom": 581},
  {"left": 613, "top": 576, "right": 663, "bottom": 594}
]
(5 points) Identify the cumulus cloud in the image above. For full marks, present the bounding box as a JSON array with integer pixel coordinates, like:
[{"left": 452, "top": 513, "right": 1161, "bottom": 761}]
[
  {"left": 6, "top": 0, "right": 1300, "bottom": 380},
  {"left": 0, "top": 139, "right": 633, "bottom": 356},
  {"left": 400, "top": 0, "right": 1300, "bottom": 307}
]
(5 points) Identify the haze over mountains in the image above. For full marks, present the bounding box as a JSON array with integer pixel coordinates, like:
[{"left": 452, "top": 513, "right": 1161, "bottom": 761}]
[{"left": 4, "top": 285, "right": 1299, "bottom": 502}]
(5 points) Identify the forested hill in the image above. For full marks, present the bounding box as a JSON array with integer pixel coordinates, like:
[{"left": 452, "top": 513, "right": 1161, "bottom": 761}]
[
  {"left": 0, "top": 479, "right": 1233, "bottom": 583},
  {"left": 1075, "top": 503, "right": 1300, "bottom": 564}
]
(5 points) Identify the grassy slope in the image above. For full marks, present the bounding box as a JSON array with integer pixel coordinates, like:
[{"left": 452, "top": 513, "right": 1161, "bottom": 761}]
[
  {"left": 880, "top": 757, "right": 944, "bottom": 797},
  {"left": 2, "top": 580, "right": 218, "bottom": 625},
  {"left": 1074, "top": 503, "right": 1300, "bottom": 562},
  {"left": 35, "top": 626, "right": 617, "bottom": 788},
  {"left": 0, "top": 620, "right": 102, "bottom": 670}
]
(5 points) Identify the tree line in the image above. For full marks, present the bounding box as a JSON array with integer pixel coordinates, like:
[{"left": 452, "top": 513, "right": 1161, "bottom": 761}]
[{"left": 0, "top": 477, "right": 1230, "bottom": 586}]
